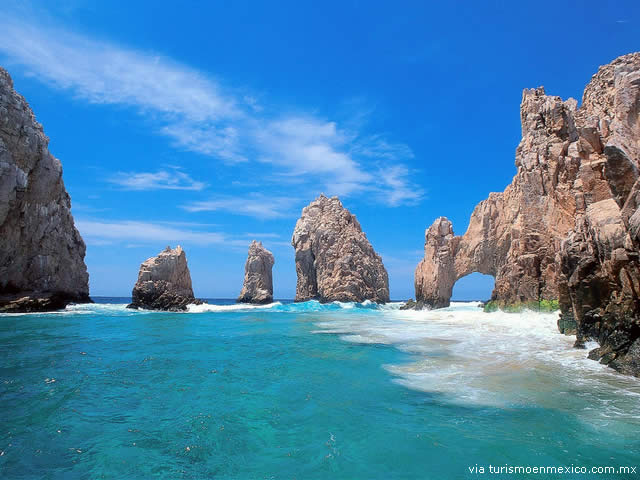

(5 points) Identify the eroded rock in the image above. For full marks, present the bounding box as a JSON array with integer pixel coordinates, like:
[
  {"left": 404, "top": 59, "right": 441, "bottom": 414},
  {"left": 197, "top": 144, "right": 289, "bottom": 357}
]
[
  {"left": 128, "top": 246, "right": 200, "bottom": 311},
  {"left": 413, "top": 52, "right": 640, "bottom": 376},
  {"left": 0, "top": 67, "right": 90, "bottom": 313},
  {"left": 237, "top": 240, "right": 274, "bottom": 304},
  {"left": 291, "top": 195, "right": 389, "bottom": 303}
]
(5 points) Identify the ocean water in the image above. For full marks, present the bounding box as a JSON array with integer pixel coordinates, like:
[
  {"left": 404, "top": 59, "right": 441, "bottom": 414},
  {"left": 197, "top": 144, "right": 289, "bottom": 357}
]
[{"left": 1, "top": 299, "right": 639, "bottom": 479}]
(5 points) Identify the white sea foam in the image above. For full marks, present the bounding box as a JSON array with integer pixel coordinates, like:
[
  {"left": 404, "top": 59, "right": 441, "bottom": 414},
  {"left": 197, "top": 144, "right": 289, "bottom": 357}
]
[
  {"left": 186, "top": 302, "right": 282, "bottom": 313},
  {"left": 312, "top": 302, "right": 640, "bottom": 423},
  {"left": 0, "top": 302, "right": 133, "bottom": 316}
]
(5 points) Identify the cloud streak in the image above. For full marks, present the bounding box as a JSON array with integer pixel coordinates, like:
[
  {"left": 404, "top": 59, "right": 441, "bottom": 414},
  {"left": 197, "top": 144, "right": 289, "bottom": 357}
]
[
  {"left": 76, "top": 219, "right": 228, "bottom": 246},
  {"left": 182, "top": 194, "right": 297, "bottom": 219},
  {"left": 0, "top": 14, "right": 424, "bottom": 206},
  {"left": 76, "top": 218, "right": 280, "bottom": 248},
  {"left": 109, "top": 168, "right": 206, "bottom": 191}
]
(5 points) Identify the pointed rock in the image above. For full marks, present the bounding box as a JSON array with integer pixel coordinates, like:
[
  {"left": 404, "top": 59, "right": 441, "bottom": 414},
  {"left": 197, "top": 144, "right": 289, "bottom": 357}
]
[
  {"left": 0, "top": 67, "right": 90, "bottom": 313},
  {"left": 237, "top": 241, "right": 274, "bottom": 304},
  {"left": 128, "top": 246, "right": 200, "bottom": 311},
  {"left": 291, "top": 195, "right": 389, "bottom": 303}
]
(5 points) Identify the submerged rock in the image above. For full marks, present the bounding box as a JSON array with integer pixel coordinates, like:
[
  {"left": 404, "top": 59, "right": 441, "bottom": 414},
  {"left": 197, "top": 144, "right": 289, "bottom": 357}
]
[
  {"left": 237, "top": 241, "right": 274, "bottom": 304},
  {"left": 128, "top": 246, "right": 200, "bottom": 311},
  {"left": 400, "top": 299, "right": 425, "bottom": 310},
  {"left": 0, "top": 67, "right": 90, "bottom": 313},
  {"left": 412, "top": 52, "right": 640, "bottom": 377},
  {"left": 291, "top": 195, "right": 389, "bottom": 303}
]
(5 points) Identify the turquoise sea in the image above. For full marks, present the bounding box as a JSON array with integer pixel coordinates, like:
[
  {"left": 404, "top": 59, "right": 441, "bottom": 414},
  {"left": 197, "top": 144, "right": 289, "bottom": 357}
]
[{"left": 1, "top": 299, "right": 639, "bottom": 479}]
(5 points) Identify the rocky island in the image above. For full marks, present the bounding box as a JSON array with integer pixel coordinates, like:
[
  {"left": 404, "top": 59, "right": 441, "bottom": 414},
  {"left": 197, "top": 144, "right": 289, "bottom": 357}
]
[
  {"left": 128, "top": 245, "right": 200, "bottom": 311},
  {"left": 0, "top": 67, "right": 90, "bottom": 312},
  {"left": 291, "top": 194, "right": 389, "bottom": 303},
  {"left": 412, "top": 53, "right": 640, "bottom": 376},
  {"left": 237, "top": 240, "right": 275, "bottom": 304}
]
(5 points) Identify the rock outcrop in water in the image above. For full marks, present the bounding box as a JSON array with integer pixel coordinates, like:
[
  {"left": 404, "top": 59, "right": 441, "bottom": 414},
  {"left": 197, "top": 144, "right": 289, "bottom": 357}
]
[
  {"left": 237, "top": 240, "right": 274, "bottom": 304},
  {"left": 0, "top": 67, "right": 90, "bottom": 313},
  {"left": 128, "top": 246, "right": 200, "bottom": 311},
  {"left": 557, "top": 53, "right": 640, "bottom": 376},
  {"left": 413, "top": 53, "right": 640, "bottom": 376},
  {"left": 291, "top": 194, "right": 389, "bottom": 303}
]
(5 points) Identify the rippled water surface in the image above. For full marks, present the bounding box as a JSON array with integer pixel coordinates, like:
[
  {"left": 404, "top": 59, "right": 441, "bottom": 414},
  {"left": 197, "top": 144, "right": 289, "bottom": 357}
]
[{"left": 1, "top": 299, "right": 639, "bottom": 479}]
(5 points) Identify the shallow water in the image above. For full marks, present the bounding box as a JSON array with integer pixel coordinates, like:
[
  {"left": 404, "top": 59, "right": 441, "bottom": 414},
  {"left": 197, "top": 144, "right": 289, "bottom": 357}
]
[{"left": 1, "top": 300, "right": 639, "bottom": 479}]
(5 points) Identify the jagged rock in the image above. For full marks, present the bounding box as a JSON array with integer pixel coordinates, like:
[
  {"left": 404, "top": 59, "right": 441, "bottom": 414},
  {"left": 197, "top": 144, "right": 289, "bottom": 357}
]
[
  {"left": 413, "top": 52, "right": 640, "bottom": 376},
  {"left": 414, "top": 84, "right": 581, "bottom": 308},
  {"left": 415, "top": 218, "right": 459, "bottom": 309},
  {"left": 291, "top": 194, "right": 389, "bottom": 303},
  {"left": 400, "top": 299, "right": 425, "bottom": 310},
  {"left": 128, "top": 246, "right": 201, "bottom": 311},
  {"left": 237, "top": 240, "right": 274, "bottom": 304},
  {"left": 557, "top": 53, "right": 640, "bottom": 376},
  {"left": 0, "top": 67, "right": 90, "bottom": 313}
]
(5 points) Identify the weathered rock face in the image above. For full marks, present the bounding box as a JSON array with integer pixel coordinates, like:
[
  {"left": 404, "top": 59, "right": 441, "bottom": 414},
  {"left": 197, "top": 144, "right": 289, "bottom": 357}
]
[
  {"left": 414, "top": 217, "right": 459, "bottom": 309},
  {"left": 557, "top": 54, "right": 640, "bottom": 376},
  {"left": 414, "top": 53, "right": 640, "bottom": 376},
  {"left": 237, "top": 240, "right": 274, "bottom": 304},
  {"left": 0, "top": 67, "right": 90, "bottom": 313},
  {"left": 128, "top": 246, "right": 199, "bottom": 311},
  {"left": 291, "top": 195, "right": 390, "bottom": 303},
  {"left": 415, "top": 53, "right": 639, "bottom": 308}
]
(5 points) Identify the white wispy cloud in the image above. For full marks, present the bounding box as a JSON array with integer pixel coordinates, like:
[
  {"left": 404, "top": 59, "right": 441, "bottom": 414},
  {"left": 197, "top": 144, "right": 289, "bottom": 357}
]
[
  {"left": 109, "top": 168, "right": 206, "bottom": 191},
  {"left": 76, "top": 218, "right": 281, "bottom": 248},
  {"left": 76, "top": 219, "right": 228, "bottom": 246},
  {"left": 0, "top": 17, "right": 244, "bottom": 163},
  {"left": 256, "top": 117, "right": 373, "bottom": 196},
  {"left": 182, "top": 194, "right": 297, "bottom": 219},
  {"left": 0, "top": 14, "right": 424, "bottom": 207},
  {"left": 375, "top": 165, "right": 424, "bottom": 206}
]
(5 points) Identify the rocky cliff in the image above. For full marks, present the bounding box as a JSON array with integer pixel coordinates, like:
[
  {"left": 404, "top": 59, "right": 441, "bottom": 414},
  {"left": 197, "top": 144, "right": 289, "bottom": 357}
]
[
  {"left": 413, "top": 53, "right": 640, "bottom": 376},
  {"left": 414, "top": 82, "right": 583, "bottom": 309},
  {"left": 291, "top": 194, "right": 389, "bottom": 303},
  {"left": 237, "top": 240, "right": 274, "bottom": 304},
  {"left": 557, "top": 53, "right": 640, "bottom": 376},
  {"left": 0, "top": 67, "right": 90, "bottom": 313},
  {"left": 128, "top": 246, "right": 200, "bottom": 311}
]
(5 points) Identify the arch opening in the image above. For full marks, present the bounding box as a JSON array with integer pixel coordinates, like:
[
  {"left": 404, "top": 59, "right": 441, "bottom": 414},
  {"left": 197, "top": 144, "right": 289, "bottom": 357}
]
[{"left": 451, "top": 272, "right": 495, "bottom": 302}]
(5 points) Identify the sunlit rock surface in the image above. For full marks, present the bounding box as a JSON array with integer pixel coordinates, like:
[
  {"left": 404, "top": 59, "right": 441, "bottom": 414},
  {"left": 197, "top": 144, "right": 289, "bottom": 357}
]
[
  {"left": 128, "top": 246, "right": 200, "bottom": 311},
  {"left": 237, "top": 240, "right": 274, "bottom": 304},
  {"left": 414, "top": 53, "right": 640, "bottom": 376},
  {"left": 292, "top": 195, "right": 389, "bottom": 303},
  {"left": 0, "top": 67, "right": 90, "bottom": 313}
]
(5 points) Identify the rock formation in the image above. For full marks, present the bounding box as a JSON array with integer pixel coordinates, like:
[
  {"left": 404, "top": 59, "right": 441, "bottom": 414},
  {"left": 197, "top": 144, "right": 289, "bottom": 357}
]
[
  {"left": 237, "top": 240, "right": 274, "bottom": 304},
  {"left": 128, "top": 246, "right": 200, "bottom": 311},
  {"left": 414, "top": 82, "right": 584, "bottom": 309},
  {"left": 557, "top": 53, "right": 640, "bottom": 376},
  {"left": 413, "top": 53, "right": 640, "bottom": 376},
  {"left": 291, "top": 194, "right": 389, "bottom": 303},
  {"left": 0, "top": 67, "right": 90, "bottom": 313}
]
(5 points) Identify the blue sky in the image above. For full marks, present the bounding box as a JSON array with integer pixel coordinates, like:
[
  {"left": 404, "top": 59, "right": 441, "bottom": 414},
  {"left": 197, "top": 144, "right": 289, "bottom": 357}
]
[{"left": 0, "top": 1, "right": 638, "bottom": 300}]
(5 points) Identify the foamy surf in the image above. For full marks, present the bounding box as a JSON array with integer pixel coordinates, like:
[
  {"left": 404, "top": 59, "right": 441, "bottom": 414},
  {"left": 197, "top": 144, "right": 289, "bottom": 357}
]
[
  {"left": 312, "top": 301, "right": 640, "bottom": 424},
  {"left": 186, "top": 301, "right": 282, "bottom": 313}
]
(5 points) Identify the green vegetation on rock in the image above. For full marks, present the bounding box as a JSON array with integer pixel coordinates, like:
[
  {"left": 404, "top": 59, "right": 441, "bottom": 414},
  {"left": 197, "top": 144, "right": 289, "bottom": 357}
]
[{"left": 483, "top": 299, "right": 559, "bottom": 313}]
